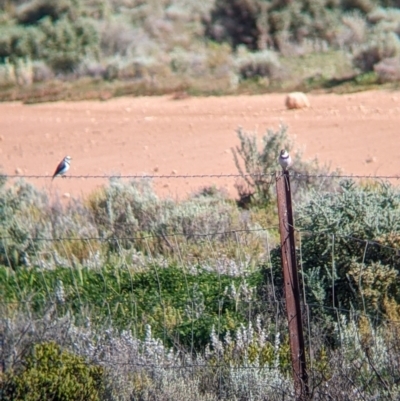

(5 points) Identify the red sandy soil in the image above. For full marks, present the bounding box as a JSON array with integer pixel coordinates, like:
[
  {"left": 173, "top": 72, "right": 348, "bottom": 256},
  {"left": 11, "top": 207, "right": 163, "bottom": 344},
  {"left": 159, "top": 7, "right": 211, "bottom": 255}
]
[{"left": 1, "top": 89, "right": 400, "bottom": 200}]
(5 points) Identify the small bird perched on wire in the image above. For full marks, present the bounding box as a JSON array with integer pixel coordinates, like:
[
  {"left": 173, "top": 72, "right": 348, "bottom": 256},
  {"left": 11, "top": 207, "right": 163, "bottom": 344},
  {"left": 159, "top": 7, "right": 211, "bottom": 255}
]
[
  {"left": 278, "top": 149, "right": 291, "bottom": 171},
  {"left": 52, "top": 156, "right": 72, "bottom": 180}
]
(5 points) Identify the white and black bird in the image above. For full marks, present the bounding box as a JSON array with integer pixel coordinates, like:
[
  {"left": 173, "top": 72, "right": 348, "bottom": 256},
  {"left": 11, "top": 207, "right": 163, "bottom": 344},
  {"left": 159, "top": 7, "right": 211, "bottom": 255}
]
[
  {"left": 52, "top": 156, "right": 71, "bottom": 180},
  {"left": 278, "top": 149, "right": 291, "bottom": 171}
]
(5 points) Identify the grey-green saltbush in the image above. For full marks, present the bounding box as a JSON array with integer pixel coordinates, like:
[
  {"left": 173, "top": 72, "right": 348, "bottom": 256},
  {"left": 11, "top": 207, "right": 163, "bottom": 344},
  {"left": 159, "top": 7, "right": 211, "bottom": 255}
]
[
  {"left": 235, "top": 47, "right": 281, "bottom": 80},
  {"left": 0, "top": 177, "right": 100, "bottom": 268},
  {"left": 0, "top": 177, "right": 259, "bottom": 269},
  {"left": 297, "top": 180, "right": 400, "bottom": 313},
  {"left": 0, "top": 179, "right": 49, "bottom": 268},
  {"left": 232, "top": 124, "right": 337, "bottom": 207},
  {"left": 353, "top": 30, "right": 400, "bottom": 72},
  {"left": 88, "top": 178, "right": 237, "bottom": 252}
]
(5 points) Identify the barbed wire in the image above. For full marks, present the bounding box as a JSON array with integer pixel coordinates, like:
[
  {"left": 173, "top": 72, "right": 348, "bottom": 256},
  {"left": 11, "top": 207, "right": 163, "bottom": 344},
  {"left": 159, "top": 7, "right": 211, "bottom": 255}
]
[
  {"left": 2, "top": 173, "right": 272, "bottom": 180},
  {"left": 1, "top": 223, "right": 397, "bottom": 256},
  {"left": 2, "top": 172, "right": 400, "bottom": 180},
  {"left": 0, "top": 227, "right": 277, "bottom": 243}
]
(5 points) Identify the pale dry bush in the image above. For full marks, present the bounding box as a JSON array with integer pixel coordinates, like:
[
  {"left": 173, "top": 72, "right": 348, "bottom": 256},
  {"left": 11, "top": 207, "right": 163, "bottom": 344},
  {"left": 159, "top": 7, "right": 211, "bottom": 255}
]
[
  {"left": 95, "top": 0, "right": 221, "bottom": 83},
  {"left": 0, "top": 62, "right": 16, "bottom": 86},
  {"left": 278, "top": 37, "right": 330, "bottom": 57},
  {"left": 351, "top": 7, "right": 400, "bottom": 73},
  {"left": 374, "top": 56, "right": 400, "bottom": 82},
  {"left": 234, "top": 46, "right": 282, "bottom": 81},
  {"left": 32, "top": 60, "right": 54, "bottom": 82},
  {"left": 232, "top": 124, "right": 338, "bottom": 206},
  {"left": 309, "top": 314, "right": 400, "bottom": 400},
  {"left": 352, "top": 30, "right": 400, "bottom": 72},
  {"left": 336, "top": 11, "right": 367, "bottom": 48},
  {"left": 88, "top": 178, "right": 241, "bottom": 255},
  {"left": 0, "top": 178, "right": 101, "bottom": 268},
  {"left": 367, "top": 7, "right": 400, "bottom": 32},
  {"left": 13, "top": 58, "right": 33, "bottom": 86}
]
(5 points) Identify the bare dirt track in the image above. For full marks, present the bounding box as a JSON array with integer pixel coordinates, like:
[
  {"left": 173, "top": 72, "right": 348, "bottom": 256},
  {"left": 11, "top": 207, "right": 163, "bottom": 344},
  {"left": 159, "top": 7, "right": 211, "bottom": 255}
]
[{"left": 1, "top": 90, "right": 400, "bottom": 200}]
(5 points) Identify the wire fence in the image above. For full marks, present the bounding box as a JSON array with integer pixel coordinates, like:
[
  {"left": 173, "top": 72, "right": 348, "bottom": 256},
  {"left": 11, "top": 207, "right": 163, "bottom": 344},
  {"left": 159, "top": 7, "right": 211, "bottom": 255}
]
[
  {"left": 2, "top": 172, "right": 400, "bottom": 180},
  {"left": 1, "top": 172, "right": 400, "bottom": 400}
]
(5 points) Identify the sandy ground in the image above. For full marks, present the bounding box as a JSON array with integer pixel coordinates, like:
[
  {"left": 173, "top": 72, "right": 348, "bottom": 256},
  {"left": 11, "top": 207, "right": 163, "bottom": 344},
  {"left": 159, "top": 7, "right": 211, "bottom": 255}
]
[{"left": 1, "top": 90, "right": 400, "bottom": 200}]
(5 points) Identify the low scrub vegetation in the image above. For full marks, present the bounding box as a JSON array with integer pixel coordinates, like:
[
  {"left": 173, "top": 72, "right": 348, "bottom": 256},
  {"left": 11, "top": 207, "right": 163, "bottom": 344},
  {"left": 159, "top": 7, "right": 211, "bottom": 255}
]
[
  {"left": 1, "top": 126, "right": 400, "bottom": 398},
  {"left": 1, "top": 0, "right": 400, "bottom": 101}
]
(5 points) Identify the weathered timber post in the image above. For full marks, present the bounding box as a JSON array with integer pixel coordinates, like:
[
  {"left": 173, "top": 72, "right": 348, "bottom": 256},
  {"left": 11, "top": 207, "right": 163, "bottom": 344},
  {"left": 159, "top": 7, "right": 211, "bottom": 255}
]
[{"left": 276, "top": 170, "right": 309, "bottom": 400}]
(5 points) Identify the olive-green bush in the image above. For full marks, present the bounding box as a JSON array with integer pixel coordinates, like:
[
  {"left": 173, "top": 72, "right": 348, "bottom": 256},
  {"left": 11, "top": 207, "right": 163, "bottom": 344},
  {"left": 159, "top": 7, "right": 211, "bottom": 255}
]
[
  {"left": 205, "top": 0, "right": 394, "bottom": 51},
  {"left": 39, "top": 16, "right": 99, "bottom": 72},
  {"left": 1, "top": 341, "right": 103, "bottom": 401}
]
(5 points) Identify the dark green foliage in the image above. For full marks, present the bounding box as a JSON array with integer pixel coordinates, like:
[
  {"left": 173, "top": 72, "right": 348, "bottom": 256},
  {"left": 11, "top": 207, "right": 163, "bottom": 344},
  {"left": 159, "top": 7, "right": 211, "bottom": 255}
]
[
  {"left": 16, "top": 0, "right": 75, "bottom": 24},
  {"left": 0, "top": 25, "right": 44, "bottom": 62},
  {"left": 1, "top": 341, "right": 104, "bottom": 401},
  {"left": 267, "top": 0, "right": 342, "bottom": 46},
  {"left": 297, "top": 180, "right": 400, "bottom": 314},
  {"left": 342, "top": 0, "right": 381, "bottom": 13},
  {"left": 39, "top": 16, "right": 99, "bottom": 72},
  {"left": 205, "top": 0, "right": 375, "bottom": 50},
  {"left": 0, "top": 0, "right": 98, "bottom": 72},
  {"left": 205, "top": 0, "right": 400, "bottom": 55},
  {"left": 205, "top": 0, "right": 262, "bottom": 50}
]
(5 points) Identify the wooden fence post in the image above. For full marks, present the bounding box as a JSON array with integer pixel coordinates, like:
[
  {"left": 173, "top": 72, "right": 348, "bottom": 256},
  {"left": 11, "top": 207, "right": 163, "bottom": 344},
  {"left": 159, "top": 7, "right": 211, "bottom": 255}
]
[{"left": 276, "top": 170, "right": 309, "bottom": 400}]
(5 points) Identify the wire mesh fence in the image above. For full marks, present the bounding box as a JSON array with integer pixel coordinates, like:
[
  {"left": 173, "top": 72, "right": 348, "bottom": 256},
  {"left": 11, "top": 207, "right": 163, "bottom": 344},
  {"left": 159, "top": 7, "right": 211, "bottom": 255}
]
[{"left": 1, "top": 172, "right": 400, "bottom": 400}]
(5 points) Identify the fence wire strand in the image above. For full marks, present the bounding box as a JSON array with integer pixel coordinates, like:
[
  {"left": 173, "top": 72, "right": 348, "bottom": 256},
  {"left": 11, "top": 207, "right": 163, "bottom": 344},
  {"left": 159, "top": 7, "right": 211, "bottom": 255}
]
[{"left": 2, "top": 172, "right": 400, "bottom": 180}]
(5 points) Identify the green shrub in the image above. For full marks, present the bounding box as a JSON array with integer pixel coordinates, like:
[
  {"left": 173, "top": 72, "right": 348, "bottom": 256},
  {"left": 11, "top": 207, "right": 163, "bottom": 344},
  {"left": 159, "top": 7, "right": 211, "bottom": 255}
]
[
  {"left": 268, "top": 0, "right": 341, "bottom": 47},
  {"left": 297, "top": 180, "right": 400, "bottom": 313},
  {"left": 39, "top": 16, "right": 99, "bottom": 72},
  {"left": 1, "top": 341, "right": 104, "bottom": 401},
  {"left": 0, "top": 25, "right": 44, "bottom": 62},
  {"left": 204, "top": 0, "right": 262, "bottom": 50},
  {"left": 206, "top": 0, "right": 348, "bottom": 51},
  {"left": 15, "top": 0, "right": 75, "bottom": 25},
  {"left": 0, "top": 264, "right": 264, "bottom": 350},
  {"left": 88, "top": 178, "right": 168, "bottom": 249}
]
